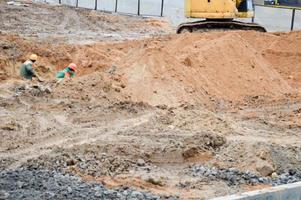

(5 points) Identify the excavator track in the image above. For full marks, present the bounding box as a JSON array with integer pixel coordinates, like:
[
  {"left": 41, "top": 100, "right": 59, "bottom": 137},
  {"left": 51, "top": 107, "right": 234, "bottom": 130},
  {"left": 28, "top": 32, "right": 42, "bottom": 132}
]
[{"left": 177, "top": 20, "right": 267, "bottom": 33}]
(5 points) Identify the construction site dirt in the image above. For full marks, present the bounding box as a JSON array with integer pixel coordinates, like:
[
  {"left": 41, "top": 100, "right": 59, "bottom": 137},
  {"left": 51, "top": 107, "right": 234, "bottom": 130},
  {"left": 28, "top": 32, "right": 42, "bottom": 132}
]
[{"left": 0, "top": 1, "right": 301, "bottom": 200}]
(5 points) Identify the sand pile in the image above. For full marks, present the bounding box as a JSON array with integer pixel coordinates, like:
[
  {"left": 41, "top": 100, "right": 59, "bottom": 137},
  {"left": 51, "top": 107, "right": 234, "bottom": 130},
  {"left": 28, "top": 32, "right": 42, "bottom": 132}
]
[
  {"left": 262, "top": 31, "right": 301, "bottom": 88},
  {"left": 1, "top": 30, "right": 300, "bottom": 107},
  {"left": 113, "top": 32, "right": 294, "bottom": 106},
  {"left": 112, "top": 47, "right": 206, "bottom": 106}
]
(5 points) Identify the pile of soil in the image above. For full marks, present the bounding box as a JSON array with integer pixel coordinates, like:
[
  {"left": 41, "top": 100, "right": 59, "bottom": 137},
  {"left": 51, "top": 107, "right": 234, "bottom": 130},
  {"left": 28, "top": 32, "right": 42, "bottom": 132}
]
[
  {"left": 262, "top": 31, "right": 301, "bottom": 88},
  {"left": 1, "top": 30, "right": 300, "bottom": 107},
  {"left": 112, "top": 32, "right": 296, "bottom": 106}
]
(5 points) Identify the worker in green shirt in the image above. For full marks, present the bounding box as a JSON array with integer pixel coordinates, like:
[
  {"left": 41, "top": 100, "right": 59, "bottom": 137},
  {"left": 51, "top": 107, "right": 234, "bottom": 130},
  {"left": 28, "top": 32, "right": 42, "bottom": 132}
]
[
  {"left": 20, "top": 54, "right": 43, "bottom": 81},
  {"left": 56, "top": 63, "right": 77, "bottom": 84}
]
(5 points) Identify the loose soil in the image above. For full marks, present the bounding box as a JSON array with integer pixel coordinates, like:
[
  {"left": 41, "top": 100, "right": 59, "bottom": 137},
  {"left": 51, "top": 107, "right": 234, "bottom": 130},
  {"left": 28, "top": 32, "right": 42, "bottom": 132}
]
[{"left": 0, "top": 1, "right": 301, "bottom": 199}]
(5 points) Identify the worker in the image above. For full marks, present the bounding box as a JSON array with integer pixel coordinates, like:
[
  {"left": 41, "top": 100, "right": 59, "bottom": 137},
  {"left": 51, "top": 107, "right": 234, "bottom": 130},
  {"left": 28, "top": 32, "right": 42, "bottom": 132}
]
[
  {"left": 20, "top": 54, "right": 43, "bottom": 81},
  {"left": 56, "top": 63, "right": 77, "bottom": 83}
]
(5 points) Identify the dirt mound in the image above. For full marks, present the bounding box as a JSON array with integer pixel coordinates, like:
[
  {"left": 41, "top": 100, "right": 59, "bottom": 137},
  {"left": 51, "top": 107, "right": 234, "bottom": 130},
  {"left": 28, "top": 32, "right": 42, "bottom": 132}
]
[
  {"left": 231, "top": 30, "right": 301, "bottom": 89},
  {"left": 262, "top": 31, "right": 301, "bottom": 88},
  {"left": 1, "top": 29, "right": 301, "bottom": 107},
  {"left": 113, "top": 48, "right": 205, "bottom": 106},
  {"left": 113, "top": 32, "right": 294, "bottom": 106}
]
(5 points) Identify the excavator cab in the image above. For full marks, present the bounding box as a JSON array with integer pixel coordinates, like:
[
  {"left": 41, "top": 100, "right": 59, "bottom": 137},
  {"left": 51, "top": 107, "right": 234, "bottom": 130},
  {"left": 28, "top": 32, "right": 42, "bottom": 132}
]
[
  {"left": 237, "top": 0, "right": 254, "bottom": 17},
  {"left": 237, "top": 0, "right": 253, "bottom": 12},
  {"left": 177, "top": 0, "right": 266, "bottom": 33}
]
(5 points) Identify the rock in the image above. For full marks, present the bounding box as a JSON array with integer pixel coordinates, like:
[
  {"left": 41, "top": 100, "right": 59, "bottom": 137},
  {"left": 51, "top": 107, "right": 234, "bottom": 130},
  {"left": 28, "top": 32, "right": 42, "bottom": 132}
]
[
  {"left": 257, "top": 177, "right": 264, "bottom": 183},
  {"left": 296, "top": 171, "right": 301, "bottom": 178},
  {"left": 43, "top": 87, "right": 52, "bottom": 94},
  {"left": 182, "top": 147, "right": 199, "bottom": 159},
  {"left": 145, "top": 177, "right": 164, "bottom": 186},
  {"left": 250, "top": 178, "right": 259, "bottom": 185},
  {"left": 67, "top": 186, "right": 73, "bottom": 193},
  {"left": 229, "top": 168, "right": 239, "bottom": 173},
  {"left": 0, "top": 169, "right": 160, "bottom": 200},
  {"left": 66, "top": 159, "right": 76, "bottom": 166},
  {"left": 0, "top": 190, "right": 9, "bottom": 199},
  {"left": 259, "top": 151, "right": 268, "bottom": 160},
  {"left": 289, "top": 169, "right": 297, "bottom": 176},
  {"left": 122, "top": 190, "right": 128, "bottom": 196},
  {"left": 0, "top": 122, "right": 19, "bottom": 131},
  {"left": 187, "top": 165, "right": 287, "bottom": 186},
  {"left": 131, "top": 191, "right": 145, "bottom": 198},
  {"left": 15, "top": 84, "right": 26, "bottom": 91},
  {"left": 228, "top": 176, "right": 237, "bottom": 185},
  {"left": 280, "top": 177, "right": 289, "bottom": 184},
  {"left": 95, "top": 191, "right": 102, "bottom": 197},
  {"left": 271, "top": 172, "right": 278, "bottom": 179},
  {"left": 107, "top": 65, "right": 117, "bottom": 75},
  {"left": 16, "top": 181, "right": 24, "bottom": 189},
  {"left": 256, "top": 165, "right": 274, "bottom": 177},
  {"left": 137, "top": 158, "right": 146, "bottom": 167}
]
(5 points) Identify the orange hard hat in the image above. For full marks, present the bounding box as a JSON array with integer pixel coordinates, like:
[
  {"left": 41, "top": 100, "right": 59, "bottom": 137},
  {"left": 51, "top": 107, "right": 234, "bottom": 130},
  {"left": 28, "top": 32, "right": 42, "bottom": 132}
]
[{"left": 68, "top": 63, "right": 77, "bottom": 71}]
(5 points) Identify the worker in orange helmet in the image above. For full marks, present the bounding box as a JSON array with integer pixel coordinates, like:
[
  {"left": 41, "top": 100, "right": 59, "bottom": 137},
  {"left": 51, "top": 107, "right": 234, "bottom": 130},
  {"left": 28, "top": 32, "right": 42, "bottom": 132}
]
[{"left": 56, "top": 63, "right": 77, "bottom": 84}]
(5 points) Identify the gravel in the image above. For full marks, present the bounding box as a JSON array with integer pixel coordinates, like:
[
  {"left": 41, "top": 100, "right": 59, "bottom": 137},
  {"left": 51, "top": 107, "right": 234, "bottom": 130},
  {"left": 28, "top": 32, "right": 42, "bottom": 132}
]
[
  {"left": 187, "top": 165, "right": 301, "bottom": 186},
  {"left": 0, "top": 169, "right": 161, "bottom": 200}
]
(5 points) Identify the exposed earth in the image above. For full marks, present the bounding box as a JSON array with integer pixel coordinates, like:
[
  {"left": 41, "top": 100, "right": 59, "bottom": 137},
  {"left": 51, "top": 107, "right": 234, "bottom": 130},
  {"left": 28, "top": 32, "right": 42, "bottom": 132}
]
[
  {"left": 0, "top": 1, "right": 301, "bottom": 200},
  {"left": 0, "top": 0, "right": 172, "bottom": 44}
]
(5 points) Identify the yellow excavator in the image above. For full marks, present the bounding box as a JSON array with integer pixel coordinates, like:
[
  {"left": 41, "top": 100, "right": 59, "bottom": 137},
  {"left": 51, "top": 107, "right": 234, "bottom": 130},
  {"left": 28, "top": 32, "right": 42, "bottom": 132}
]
[{"left": 177, "top": 0, "right": 267, "bottom": 33}]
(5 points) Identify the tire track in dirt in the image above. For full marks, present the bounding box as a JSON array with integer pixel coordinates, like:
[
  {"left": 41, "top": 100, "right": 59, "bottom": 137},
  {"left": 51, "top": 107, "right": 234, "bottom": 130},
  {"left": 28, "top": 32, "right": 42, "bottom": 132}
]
[{"left": 0, "top": 112, "right": 155, "bottom": 169}]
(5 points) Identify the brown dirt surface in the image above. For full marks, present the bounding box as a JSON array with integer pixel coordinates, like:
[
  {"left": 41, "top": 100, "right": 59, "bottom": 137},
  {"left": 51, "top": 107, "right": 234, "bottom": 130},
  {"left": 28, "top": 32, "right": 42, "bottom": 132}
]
[
  {"left": 1, "top": 1, "right": 301, "bottom": 199},
  {"left": 112, "top": 31, "right": 298, "bottom": 107},
  {"left": 2, "top": 30, "right": 300, "bottom": 106},
  {"left": 0, "top": 0, "right": 172, "bottom": 44}
]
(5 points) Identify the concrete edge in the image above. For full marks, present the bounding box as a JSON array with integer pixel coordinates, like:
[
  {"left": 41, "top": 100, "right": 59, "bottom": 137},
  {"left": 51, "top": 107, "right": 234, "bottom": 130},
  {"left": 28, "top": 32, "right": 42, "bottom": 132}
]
[{"left": 211, "top": 182, "right": 301, "bottom": 200}]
